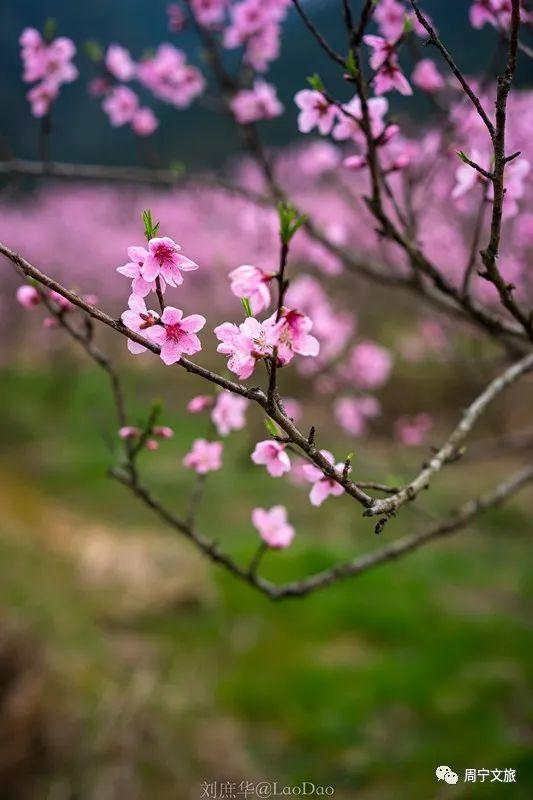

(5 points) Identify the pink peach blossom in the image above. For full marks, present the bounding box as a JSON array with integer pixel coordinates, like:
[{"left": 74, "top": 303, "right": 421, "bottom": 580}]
[
  {"left": 211, "top": 392, "right": 248, "bottom": 436},
  {"left": 141, "top": 236, "right": 198, "bottom": 285},
  {"left": 295, "top": 90, "right": 337, "bottom": 135},
  {"left": 395, "top": 413, "right": 433, "bottom": 446},
  {"left": 345, "top": 341, "right": 393, "bottom": 389},
  {"left": 105, "top": 44, "right": 136, "bottom": 81},
  {"left": 214, "top": 316, "right": 277, "bottom": 379},
  {"left": 334, "top": 396, "right": 381, "bottom": 437},
  {"left": 230, "top": 80, "right": 283, "bottom": 124},
  {"left": 302, "top": 450, "right": 345, "bottom": 507},
  {"left": 412, "top": 59, "right": 445, "bottom": 93},
  {"left": 153, "top": 425, "right": 174, "bottom": 439},
  {"left": 183, "top": 438, "right": 223, "bottom": 473},
  {"left": 187, "top": 395, "right": 214, "bottom": 413},
  {"left": 268, "top": 308, "right": 320, "bottom": 365},
  {"left": 251, "top": 440, "right": 291, "bottom": 477},
  {"left": 132, "top": 107, "right": 159, "bottom": 136},
  {"left": 102, "top": 86, "right": 139, "bottom": 126},
  {"left": 146, "top": 306, "right": 206, "bottom": 365},
  {"left": 117, "top": 245, "right": 157, "bottom": 297},
  {"left": 252, "top": 505, "right": 294, "bottom": 549},
  {"left": 16, "top": 285, "right": 41, "bottom": 308},
  {"left": 167, "top": 3, "right": 186, "bottom": 32},
  {"left": 228, "top": 263, "right": 274, "bottom": 314},
  {"left": 121, "top": 294, "right": 159, "bottom": 355},
  {"left": 119, "top": 426, "right": 141, "bottom": 439}
]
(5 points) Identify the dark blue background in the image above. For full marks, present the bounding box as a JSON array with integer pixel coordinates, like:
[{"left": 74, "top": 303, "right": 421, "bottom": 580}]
[{"left": 1, "top": 0, "right": 531, "bottom": 168}]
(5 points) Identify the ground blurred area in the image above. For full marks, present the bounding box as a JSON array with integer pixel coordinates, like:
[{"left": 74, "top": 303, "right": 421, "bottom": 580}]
[{"left": 0, "top": 362, "right": 531, "bottom": 799}]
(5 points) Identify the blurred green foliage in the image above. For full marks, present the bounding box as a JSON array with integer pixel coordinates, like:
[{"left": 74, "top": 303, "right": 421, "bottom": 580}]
[{"left": 0, "top": 365, "right": 531, "bottom": 799}]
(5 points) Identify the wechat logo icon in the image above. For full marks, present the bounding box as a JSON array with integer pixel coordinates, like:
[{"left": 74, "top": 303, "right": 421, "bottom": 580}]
[{"left": 436, "top": 766, "right": 459, "bottom": 785}]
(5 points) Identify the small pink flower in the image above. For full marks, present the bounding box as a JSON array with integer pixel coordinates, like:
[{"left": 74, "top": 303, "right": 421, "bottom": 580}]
[
  {"left": 187, "top": 395, "right": 214, "bottom": 413},
  {"left": 153, "top": 425, "right": 174, "bottom": 439},
  {"left": 27, "top": 80, "right": 59, "bottom": 117},
  {"left": 146, "top": 306, "right": 206, "bottom": 365},
  {"left": 183, "top": 438, "right": 223, "bottom": 473},
  {"left": 345, "top": 341, "right": 393, "bottom": 389},
  {"left": 141, "top": 236, "right": 198, "bottom": 285},
  {"left": 16, "top": 285, "right": 41, "bottom": 308},
  {"left": 121, "top": 294, "right": 159, "bottom": 355},
  {"left": 43, "top": 317, "right": 59, "bottom": 329},
  {"left": 105, "top": 44, "right": 136, "bottom": 81},
  {"left": 334, "top": 395, "right": 381, "bottom": 437},
  {"left": 132, "top": 107, "right": 159, "bottom": 136},
  {"left": 364, "top": 35, "right": 396, "bottom": 71},
  {"left": 364, "top": 36, "right": 412, "bottom": 96},
  {"left": 229, "top": 263, "right": 274, "bottom": 314},
  {"left": 395, "top": 413, "right": 433, "bottom": 446},
  {"left": 211, "top": 392, "right": 248, "bottom": 436},
  {"left": 145, "top": 439, "right": 159, "bottom": 451},
  {"left": 191, "top": 0, "right": 228, "bottom": 27},
  {"left": 252, "top": 505, "right": 295, "bottom": 549},
  {"left": 49, "top": 290, "right": 72, "bottom": 310},
  {"left": 214, "top": 317, "right": 277, "bottom": 379},
  {"left": 469, "top": 0, "right": 500, "bottom": 28},
  {"left": 374, "top": 0, "right": 407, "bottom": 39},
  {"left": 117, "top": 245, "right": 157, "bottom": 296},
  {"left": 102, "top": 86, "right": 139, "bottom": 126},
  {"left": 230, "top": 80, "right": 283, "bottom": 124},
  {"left": 412, "top": 59, "right": 445, "bottom": 93},
  {"left": 268, "top": 308, "right": 320, "bottom": 365},
  {"left": 295, "top": 90, "right": 337, "bottom": 135},
  {"left": 302, "top": 450, "right": 345, "bottom": 507},
  {"left": 251, "top": 440, "right": 291, "bottom": 477},
  {"left": 167, "top": 3, "right": 186, "bottom": 31},
  {"left": 333, "top": 95, "right": 388, "bottom": 142},
  {"left": 374, "top": 62, "right": 413, "bottom": 96},
  {"left": 119, "top": 426, "right": 141, "bottom": 439}
]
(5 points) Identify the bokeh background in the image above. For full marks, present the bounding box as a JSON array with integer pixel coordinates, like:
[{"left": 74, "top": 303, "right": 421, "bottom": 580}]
[{"left": 0, "top": 2, "right": 532, "bottom": 799}]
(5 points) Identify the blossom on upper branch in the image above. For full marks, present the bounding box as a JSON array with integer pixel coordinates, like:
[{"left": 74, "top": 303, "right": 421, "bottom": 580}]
[
  {"left": 223, "top": 0, "right": 290, "bottom": 72},
  {"left": 137, "top": 44, "right": 205, "bottom": 108},
  {"left": 105, "top": 44, "right": 136, "bottom": 81},
  {"left": 117, "top": 245, "right": 157, "bottom": 296},
  {"left": 142, "top": 237, "right": 198, "bottom": 285},
  {"left": 364, "top": 35, "right": 412, "bottom": 96},
  {"left": 332, "top": 96, "right": 388, "bottom": 142},
  {"left": 146, "top": 306, "right": 206, "bottom": 365},
  {"left": 252, "top": 505, "right": 294, "bottom": 549},
  {"left": 295, "top": 90, "right": 337, "bottom": 135},
  {"left": 132, "top": 107, "right": 159, "bottom": 136},
  {"left": 229, "top": 264, "right": 274, "bottom": 314},
  {"left": 251, "top": 440, "right": 291, "bottom": 477},
  {"left": 183, "top": 439, "right": 223, "bottom": 473},
  {"left": 214, "top": 307, "right": 319, "bottom": 379},
  {"left": 267, "top": 308, "right": 320, "bottom": 364},
  {"left": 411, "top": 59, "right": 445, "bottom": 93},
  {"left": 214, "top": 317, "right": 278, "bottom": 379},
  {"left": 102, "top": 86, "right": 139, "bottom": 126},
  {"left": 190, "top": 0, "right": 229, "bottom": 28},
  {"left": 230, "top": 80, "right": 283, "bottom": 124},
  {"left": 20, "top": 27, "right": 77, "bottom": 117}
]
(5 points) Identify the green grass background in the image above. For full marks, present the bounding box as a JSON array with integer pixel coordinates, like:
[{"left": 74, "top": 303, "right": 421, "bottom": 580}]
[{"left": 0, "top": 361, "right": 531, "bottom": 799}]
